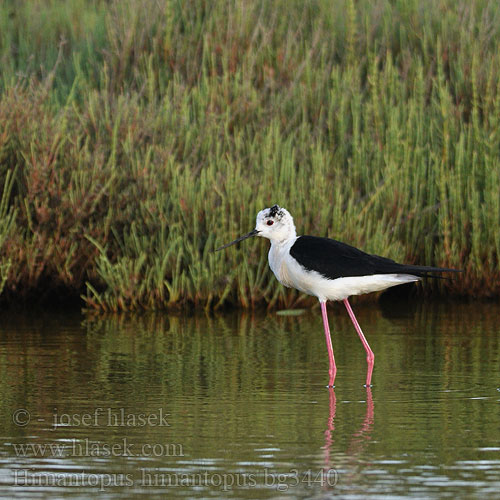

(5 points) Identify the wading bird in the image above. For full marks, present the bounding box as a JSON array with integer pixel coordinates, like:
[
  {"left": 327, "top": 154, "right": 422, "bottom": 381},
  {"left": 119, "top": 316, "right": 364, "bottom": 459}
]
[{"left": 215, "top": 205, "right": 460, "bottom": 387}]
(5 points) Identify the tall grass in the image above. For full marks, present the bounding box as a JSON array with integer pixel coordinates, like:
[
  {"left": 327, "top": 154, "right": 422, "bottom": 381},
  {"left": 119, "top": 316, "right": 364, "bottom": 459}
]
[{"left": 0, "top": 0, "right": 499, "bottom": 311}]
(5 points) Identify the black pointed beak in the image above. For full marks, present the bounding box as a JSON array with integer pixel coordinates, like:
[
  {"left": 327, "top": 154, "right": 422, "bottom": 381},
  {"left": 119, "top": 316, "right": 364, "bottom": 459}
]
[{"left": 214, "top": 229, "right": 259, "bottom": 251}]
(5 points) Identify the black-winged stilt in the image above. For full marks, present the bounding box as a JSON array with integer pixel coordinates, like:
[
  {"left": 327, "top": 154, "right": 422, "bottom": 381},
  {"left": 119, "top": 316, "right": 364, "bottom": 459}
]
[{"left": 216, "top": 205, "right": 460, "bottom": 387}]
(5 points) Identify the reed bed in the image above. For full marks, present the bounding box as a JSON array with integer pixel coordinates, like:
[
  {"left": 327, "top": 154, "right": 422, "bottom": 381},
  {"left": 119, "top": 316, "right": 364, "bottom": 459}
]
[{"left": 0, "top": 0, "right": 499, "bottom": 311}]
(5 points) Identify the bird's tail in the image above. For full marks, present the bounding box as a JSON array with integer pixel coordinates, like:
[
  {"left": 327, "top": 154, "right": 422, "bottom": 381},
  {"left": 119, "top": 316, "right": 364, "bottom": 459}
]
[{"left": 398, "top": 265, "right": 462, "bottom": 279}]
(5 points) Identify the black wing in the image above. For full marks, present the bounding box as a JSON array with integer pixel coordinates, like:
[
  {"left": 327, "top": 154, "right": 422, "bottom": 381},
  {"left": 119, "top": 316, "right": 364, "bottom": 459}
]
[{"left": 289, "top": 236, "right": 460, "bottom": 280}]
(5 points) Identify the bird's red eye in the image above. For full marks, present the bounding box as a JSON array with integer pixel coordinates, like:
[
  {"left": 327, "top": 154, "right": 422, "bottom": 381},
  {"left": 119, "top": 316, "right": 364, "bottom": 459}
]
[{"left": 267, "top": 220, "right": 274, "bottom": 226}]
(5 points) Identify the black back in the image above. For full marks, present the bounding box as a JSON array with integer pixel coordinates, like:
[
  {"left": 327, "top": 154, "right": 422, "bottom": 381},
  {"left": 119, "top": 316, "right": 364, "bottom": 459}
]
[{"left": 289, "top": 236, "right": 458, "bottom": 280}]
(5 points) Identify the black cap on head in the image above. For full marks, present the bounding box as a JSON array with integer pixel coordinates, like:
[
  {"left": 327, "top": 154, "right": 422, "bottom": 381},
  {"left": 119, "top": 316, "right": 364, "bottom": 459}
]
[{"left": 268, "top": 205, "right": 280, "bottom": 217}]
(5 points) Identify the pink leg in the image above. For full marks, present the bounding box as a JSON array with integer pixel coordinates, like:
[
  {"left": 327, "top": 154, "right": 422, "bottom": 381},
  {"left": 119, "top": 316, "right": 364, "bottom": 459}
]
[
  {"left": 343, "top": 298, "right": 374, "bottom": 387},
  {"left": 320, "top": 301, "right": 336, "bottom": 387}
]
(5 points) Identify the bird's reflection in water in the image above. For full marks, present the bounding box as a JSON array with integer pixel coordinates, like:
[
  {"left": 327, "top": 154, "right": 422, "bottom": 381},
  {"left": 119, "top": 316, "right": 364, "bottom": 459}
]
[
  {"left": 347, "top": 388, "right": 374, "bottom": 456},
  {"left": 323, "top": 388, "right": 337, "bottom": 467},
  {"left": 322, "top": 387, "right": 374, "bottom": 488}
]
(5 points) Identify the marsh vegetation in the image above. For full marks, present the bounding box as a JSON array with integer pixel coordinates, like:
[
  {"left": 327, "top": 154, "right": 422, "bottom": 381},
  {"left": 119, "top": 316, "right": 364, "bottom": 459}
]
[{"left": 0, "top": 0, "right": 498, "bottom": 310}]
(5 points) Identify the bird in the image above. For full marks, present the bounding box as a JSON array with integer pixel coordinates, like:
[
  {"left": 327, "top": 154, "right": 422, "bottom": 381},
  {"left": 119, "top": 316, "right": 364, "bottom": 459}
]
[{"left": 215, "top": 205, "right": 461, "bottom": 387}]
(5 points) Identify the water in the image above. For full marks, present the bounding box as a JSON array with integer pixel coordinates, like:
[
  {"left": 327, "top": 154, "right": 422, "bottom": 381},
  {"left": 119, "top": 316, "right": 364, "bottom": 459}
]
[{"left": 0, "top": 302, "right": 499, "bottom": 499}]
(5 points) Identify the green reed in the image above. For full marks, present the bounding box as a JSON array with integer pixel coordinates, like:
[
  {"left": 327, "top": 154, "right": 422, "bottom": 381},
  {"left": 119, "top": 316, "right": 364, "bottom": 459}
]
[{"left": 0, "top": 0, "right": 499, "bottom": 310}]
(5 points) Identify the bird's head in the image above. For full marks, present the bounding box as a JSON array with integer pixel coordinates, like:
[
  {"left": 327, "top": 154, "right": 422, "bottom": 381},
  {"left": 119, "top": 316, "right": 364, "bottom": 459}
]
[
  {"left": 215, "top": 205, "right": 297, "bottom": 251},
  {"left": 255, "top": 205, "right": 296, "bottom": 242}
]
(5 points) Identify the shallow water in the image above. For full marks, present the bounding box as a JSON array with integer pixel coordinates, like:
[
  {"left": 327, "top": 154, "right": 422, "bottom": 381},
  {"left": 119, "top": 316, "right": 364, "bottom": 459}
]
[{"left": 0, "top": 302, "right": 499, "bottom": 499}]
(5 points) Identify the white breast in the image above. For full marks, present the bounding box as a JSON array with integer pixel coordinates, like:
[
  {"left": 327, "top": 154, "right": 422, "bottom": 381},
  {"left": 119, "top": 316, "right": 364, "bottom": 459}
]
[{"left": 268, "top": 239, "right": 297, "bottom": 288}]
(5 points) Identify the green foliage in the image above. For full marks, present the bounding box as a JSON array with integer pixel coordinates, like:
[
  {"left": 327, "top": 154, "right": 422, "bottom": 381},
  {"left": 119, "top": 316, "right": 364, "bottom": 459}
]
[
  {"left": 0, "top": 0, "right": 499, "bottom": 310},
  {"left": 0, "top": 168, "right": 16, "bottom": 294}
]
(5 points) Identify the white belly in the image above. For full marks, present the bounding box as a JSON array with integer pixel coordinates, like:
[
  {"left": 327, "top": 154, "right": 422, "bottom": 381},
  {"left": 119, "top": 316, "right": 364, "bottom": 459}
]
[{"left": 269, "top": 245, "right": 420, "bottom": 302}]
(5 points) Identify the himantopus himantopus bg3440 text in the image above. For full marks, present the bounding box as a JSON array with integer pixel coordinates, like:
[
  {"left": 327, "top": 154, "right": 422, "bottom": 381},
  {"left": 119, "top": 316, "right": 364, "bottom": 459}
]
[{"left": 216, "top": 205, "right": 460, "bottom": 387}]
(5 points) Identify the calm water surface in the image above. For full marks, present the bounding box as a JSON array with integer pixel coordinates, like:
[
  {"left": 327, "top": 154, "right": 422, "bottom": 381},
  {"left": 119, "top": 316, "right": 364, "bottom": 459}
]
[{"left": 0, "top": 302, "right": 499, "bottom": 499}]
